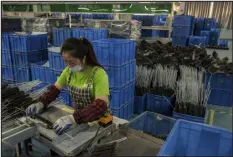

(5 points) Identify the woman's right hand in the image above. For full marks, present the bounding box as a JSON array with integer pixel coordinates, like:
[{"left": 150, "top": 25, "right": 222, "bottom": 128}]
[{"left": 26, "top": 102, "right": 44, "bottom": 116}]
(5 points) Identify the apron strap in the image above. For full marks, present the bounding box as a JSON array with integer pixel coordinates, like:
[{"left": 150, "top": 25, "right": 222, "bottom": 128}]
[
  {"left": 67, "top": 71, "right": 72, "bottom": 85},
  {"left": 87, "top": 67, "right": 100, "bottom": 88}
]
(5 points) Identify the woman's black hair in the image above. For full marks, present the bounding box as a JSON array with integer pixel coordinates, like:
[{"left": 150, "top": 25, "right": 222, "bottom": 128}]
[{"left": 61, "top": 38, "right": 104, "bottom": 69}]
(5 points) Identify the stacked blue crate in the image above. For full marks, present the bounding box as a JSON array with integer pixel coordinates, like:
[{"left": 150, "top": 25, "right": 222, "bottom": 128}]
[
  {"left": 188, "top": 36, "right": 207, "bottom": 47},
  {"left": 72, "top": 28, "right": 108, "bottom": 41},
  {"left": 218, "top": 40, "right": 228, "bottom": 48},
  {"left": 2, "top": 33, "right": 14, "bottom": 83},
  {"left": 201, "top": 31, "right": 210, "bottom": 46},
  {"left": 2, "top": 33, "right": 48, "bottom": 83},
  {"left": 82, "top": 14, "right": 93, "bottom": 19},
  {"left": 30, "top": 61, "right": 54, "bottom": 84},
  {"left": 53, "top": 28, "right": 72, "bottom": 47},
  {"left": 205, "top": 72, "right": 232, "bottom": 107},
  {"left": 194, "top": 18, "right": 204, "bottom": 36},
  {"left": 204, "top": 18, "right": 216, "bottom": 31},
  {"left": 92, "top": 39, "right": 136, "bottom": 119},
  {"left": 172, "top": 15, "right": 194, "bottom": 47},
  {"left": 209, "top": 29, "right": 221, "bottom": 46}
]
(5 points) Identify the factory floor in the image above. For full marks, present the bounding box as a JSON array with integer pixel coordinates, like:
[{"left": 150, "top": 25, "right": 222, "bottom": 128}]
[{"left": 97, "top": 127, "right": 164, "bottom": 156}]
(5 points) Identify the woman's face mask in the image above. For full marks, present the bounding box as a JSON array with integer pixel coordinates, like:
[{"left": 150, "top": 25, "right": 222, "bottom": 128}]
[
  {"left": 62, "top": 53, "right": 85, "bottom": 72},
  {"left": 70, "top": 64, "right": 83, "bottom": 72}
]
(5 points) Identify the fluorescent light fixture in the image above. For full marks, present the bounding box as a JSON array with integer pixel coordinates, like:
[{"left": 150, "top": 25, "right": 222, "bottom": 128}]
[
  {"left": 129, "top": 4, "right": 132, "bottom": 8},
  {"left": 78, "top": 7, "right": 90, "bottom": 10},
  {"left": 92, "top": 9, "right": 108, "bottom": 11},
  {"left": 144, "top": 6, "right": 149, "bottom": 11}
]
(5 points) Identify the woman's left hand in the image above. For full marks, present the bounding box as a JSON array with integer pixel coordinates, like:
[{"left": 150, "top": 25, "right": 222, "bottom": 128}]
[{"left": 53, "top": 115, "right": 76, "bottom": 135}]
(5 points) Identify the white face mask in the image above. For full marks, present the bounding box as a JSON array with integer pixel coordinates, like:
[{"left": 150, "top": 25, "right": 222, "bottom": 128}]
[{"left": 70, "top": 64, "right": 83, "bottom": 72}]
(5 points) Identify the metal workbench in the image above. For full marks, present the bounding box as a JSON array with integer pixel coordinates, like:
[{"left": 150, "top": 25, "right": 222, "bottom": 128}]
[{"left": 2, "top": 103, "right": 164, "bottom": 156}]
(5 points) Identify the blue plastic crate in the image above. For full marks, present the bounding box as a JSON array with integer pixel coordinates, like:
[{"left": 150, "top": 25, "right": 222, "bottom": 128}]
[
  {"left": 194, "top": 18, "right": 204, "bottom": 36},
  {"left": 52, "top": 70, "right": 62, "bottom": 83},
  {"left": 209, "top": 29, "right": 220, "bottom": 46},
  {"left": 158, "top": 119, "right": 232, "bottom": 156},
  {"left": 218, "top": 40, "right": 228, "bottom": 47},
  {"left": 189, "top": 36, "right": 207, "bottom": 47},
  {"left": 134, "top": 95, "right": 146, "bottom": 114},
  {"left": 172, "top": 36, "right": 189, "bottom": 47},
  {"left": 2, "top": 33, "right": 11, "bottom": 51},
  {"left": 2, "top": 79, "right": 15, "bottom": 85},
  {"left": 104, "top": 62, "right": 135, "bottom": 88},
  {"left": 204, "top": 18, "right": 217, "bottom": 31},
  {"left": 129, "top": 111, "right": 176, "bottom": 138},
  {"left": 9, "top": 33, "right": 48, "bottom": 52},
  {"left": 83, "top": 14, "right": 93, "bottom": 19},
  {"left": 110, "top": 87, "right": 125, "bottom": 108},
  {"left": 93, "top": 39, "right": 135, "bottom": 66},
  {"left": 30, "top": 61, "right": 55, "bottom": 84},
  {"left": 141, "top": 15, "right": 154, "bottom": 26},
  {"left": 110, "top": 81, "right": 135, "bottom": 108},
  {"left": 159, "top": 30, "right": 169, "bottom": 38},
  {"left": 173, "top": 112, "right": 205, "bottom": 123},
  {"left": 207, "top": 88, "right": 232, "bottom": 107},
  {"left": 173, "top": 15, "right": 194, "bottom": 26},
  {"left": 13, "top": 67, "right": 31, "bottom": 82},
  {"left": 11, "top": 50, "right": 48, "bottom": 68},
  {"left": 104, "top": 64, "right": 126, "bottom": 88},
  {"left": 204, "top": 72, "right": 232, "bottom": 90},
  {"left": 146, "top": 93, "right": 173, "bottom": 117},
  {"left": 201, "top": 31, "right": 210, "bottom": 45},
  {"left": 111, "top": 98, "right": 134, "bottom": 119},
  {"left": 72, "top": 28, "right": 108, "bottom": 41},
  {"left": 141, "top": 30, "right": 153, "bottom": 37},
  {"left": 48, "top": 51, "right": 66, "bottom": 71},
  {"left": 152, "top": 30, "right": 160, "bottom": 37},
  {"left": 53, "top": 28, "right": 72, "bottom": 47},
  {"left": 2, "top": 50, "right": 12, "bottom": 66},
  {"left": 172, "top": 26, "right": 193, "bottom": 37},
  {"left": 2, "top": 65, "right": 14, "bottom": 80}
]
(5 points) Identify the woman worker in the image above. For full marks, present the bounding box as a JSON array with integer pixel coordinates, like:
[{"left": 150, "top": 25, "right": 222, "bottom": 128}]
[{"left": 25, "top": 38, "right": 110, "bottom": 135}]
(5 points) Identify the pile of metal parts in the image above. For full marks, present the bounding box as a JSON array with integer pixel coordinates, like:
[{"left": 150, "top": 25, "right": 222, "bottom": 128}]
[
  {"left": 2, "top": 80, "right": 48, "bottom": 127},
  {"left": 87, "top": 142, "right": 117, "bottom": 156}
]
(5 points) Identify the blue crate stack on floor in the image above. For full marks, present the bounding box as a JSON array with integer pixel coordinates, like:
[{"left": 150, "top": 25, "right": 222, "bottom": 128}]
[
  {"left": 92, "top": 39, "right": 136, "bottom": 119},
  {"left": 204, "top": 72, "right": 232, "bottom": 107},
  {"left": 53, "top": 28, "right": 72, "bottom": 47},
  {"left": 2, "top": 33, "right": 14, "bottom": 83},
  {"left": 188, "top": 36, "right": 207, "bottom": 47},
  {"left": 72, "top": 28, "right": 108, "bottom": 41},
  {"left": 172, "top": 15, "right": 194, "bottom": 47},
  {"left": 53, "top": 28, "right": 108, "bottom": 47},
  {"left": 2, "top": 33, "right": 48, "bottom": 83},
  {"left": 194, "top": 18, "right": 204, "bottom": 36}
]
